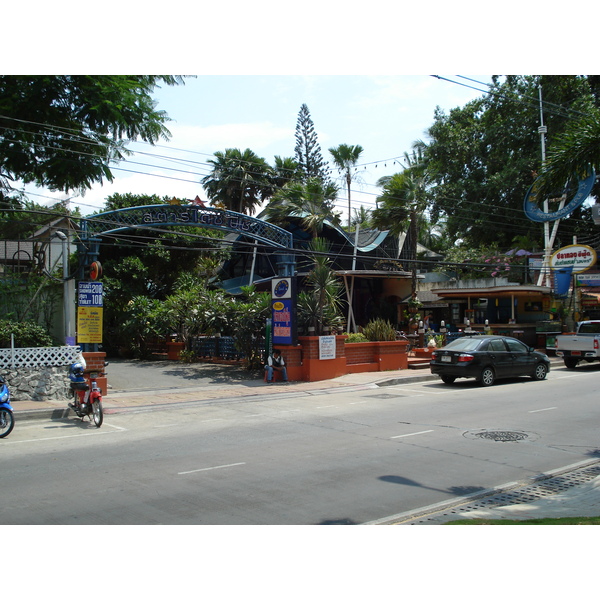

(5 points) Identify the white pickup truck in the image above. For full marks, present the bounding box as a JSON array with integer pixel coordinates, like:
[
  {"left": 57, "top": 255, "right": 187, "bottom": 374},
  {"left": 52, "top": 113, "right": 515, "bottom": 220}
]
[{"left": 555, "top": 320, "right": 600, "bottom": 368}]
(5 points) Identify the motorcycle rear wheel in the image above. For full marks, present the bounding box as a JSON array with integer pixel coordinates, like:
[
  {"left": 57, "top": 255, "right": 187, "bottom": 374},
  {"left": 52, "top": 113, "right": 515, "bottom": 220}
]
[
  {"left": 92, "top": 400, "right": 103, "bottom": 428},
  {"left": 0, "top": 408, "right": 14, "bottom": 438}
]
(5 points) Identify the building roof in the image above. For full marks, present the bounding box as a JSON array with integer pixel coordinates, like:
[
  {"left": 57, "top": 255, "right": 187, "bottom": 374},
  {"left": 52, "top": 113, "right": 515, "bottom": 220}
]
[
  {"left": 335, "top": 269, "right": 415, "bottom": 279},
  {"left": 432, "top": 284, "right": 553, "bottom": 298}
]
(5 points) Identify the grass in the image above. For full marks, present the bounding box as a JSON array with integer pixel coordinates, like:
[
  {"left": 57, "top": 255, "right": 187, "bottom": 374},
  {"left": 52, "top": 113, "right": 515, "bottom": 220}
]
[{"left": 446, "top": 516, "right": 600, "bottom": 525}]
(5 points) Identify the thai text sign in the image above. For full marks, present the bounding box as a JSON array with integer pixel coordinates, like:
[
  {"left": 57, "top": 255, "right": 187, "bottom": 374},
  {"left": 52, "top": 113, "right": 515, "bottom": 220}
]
[
  {"left": 77, "top": 282, "right": 103, "bottom": 343},
  {"left": 319, "top": 335, "right": 336, "bottom": 360},
  {"left": 142, "top": 207, "right": 255, "bottom": 233},
  {"left": 271, "top": 278, "right": 296, "bottom": 345},
  {"left": 576, "top": 273, "right": 600, "bottom": 287},
  {"left": 550, "top": 244, "right": 597, "bottom": 274}
]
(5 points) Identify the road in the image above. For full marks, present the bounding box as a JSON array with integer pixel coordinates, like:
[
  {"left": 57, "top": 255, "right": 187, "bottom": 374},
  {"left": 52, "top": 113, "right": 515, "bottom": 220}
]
[{"left": 2, "top": 364, "right": 599, "bottom": 524}]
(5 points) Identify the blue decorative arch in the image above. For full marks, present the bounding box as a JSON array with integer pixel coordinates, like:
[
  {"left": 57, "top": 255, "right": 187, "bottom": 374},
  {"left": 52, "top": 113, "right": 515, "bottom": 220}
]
[
  {"left": 524, "top": 168, "right": 596, "bottom": 222},
  {"left": 80, "top": 204, "right": 295, "bottom": 277},
  {"left": 82, "top": 204, "right": 293, "bottom": 248}
]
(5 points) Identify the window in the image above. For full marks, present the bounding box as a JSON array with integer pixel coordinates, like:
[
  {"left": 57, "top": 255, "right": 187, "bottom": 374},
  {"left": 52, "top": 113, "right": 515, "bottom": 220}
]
[
  {"left": 488, "top": 339, "right": 506, "bottom": 352},
  {"left": 505, "top": 338, "right": 527, "bottom": 353}
]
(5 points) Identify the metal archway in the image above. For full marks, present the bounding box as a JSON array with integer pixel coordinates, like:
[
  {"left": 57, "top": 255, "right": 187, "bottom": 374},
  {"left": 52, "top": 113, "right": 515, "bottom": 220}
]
[{"left": 80, "top": 204, "right": 295, "bottom": 276}]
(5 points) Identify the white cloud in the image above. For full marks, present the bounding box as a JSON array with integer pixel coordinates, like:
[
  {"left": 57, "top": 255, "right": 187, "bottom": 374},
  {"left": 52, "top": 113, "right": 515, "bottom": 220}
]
[{"left": 167, "top": 122, "right": 293, "bottom": 155}]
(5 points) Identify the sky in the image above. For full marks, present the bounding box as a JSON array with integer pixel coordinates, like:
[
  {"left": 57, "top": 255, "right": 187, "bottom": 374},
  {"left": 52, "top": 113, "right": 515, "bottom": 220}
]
[
  {"left": 23, "top": 75, "right": 494, "bottom": 219},
  {"left": 7, "top": 2, "right": 588, "bottom": 225}
]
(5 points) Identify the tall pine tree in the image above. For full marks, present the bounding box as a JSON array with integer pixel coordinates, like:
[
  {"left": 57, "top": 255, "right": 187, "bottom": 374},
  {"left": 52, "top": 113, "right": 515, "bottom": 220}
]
[{"left": 294, "top": 104, "right": 331, "bottom": 184}]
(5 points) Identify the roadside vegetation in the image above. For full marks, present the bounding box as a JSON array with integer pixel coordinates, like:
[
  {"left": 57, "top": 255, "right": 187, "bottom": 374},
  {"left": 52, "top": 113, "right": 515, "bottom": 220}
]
[
  {"left": 447, "top": 516, "right": 600, "bottom": 525},
  {"left": 3, "top": 76, "right": 600, "bottom": 365}
]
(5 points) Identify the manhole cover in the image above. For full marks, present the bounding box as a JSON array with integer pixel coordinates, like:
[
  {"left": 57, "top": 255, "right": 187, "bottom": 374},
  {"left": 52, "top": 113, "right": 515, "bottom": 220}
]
[
  {"left": 476, "top": 431, "right": 528, "bottom": 442},
  {"left": 463, "top": 430, "right": 538, "bottom": 443}
]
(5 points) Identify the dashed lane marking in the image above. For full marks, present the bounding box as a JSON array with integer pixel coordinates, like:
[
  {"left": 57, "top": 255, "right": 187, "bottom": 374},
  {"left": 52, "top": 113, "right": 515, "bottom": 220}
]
[
  {"left": 178, "top": 462, "right": 246, "bottom": 475},
  {"left": 391, "top": 429, "right": 434, "bottom": 439}
]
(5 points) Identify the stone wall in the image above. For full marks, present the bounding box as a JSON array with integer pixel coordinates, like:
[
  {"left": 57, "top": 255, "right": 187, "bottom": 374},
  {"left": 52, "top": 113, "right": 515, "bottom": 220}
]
[{"left": 4, "top": 366, "right": 71, "bottom": 402}]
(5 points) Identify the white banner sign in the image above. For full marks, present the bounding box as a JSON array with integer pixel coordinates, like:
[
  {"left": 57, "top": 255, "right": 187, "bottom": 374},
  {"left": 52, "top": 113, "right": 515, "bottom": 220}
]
[{"left": 319, "top": 335, "right": 336, "bottom": 360}]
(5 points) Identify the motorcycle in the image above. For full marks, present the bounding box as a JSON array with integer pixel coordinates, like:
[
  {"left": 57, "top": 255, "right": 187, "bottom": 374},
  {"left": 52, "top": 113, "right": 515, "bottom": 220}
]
[
  {"left": 68, "top": 363, "right": 103, "bottom": 427},
  {"left": 0, "top": 374, "right": 14, "bottom": 439}
]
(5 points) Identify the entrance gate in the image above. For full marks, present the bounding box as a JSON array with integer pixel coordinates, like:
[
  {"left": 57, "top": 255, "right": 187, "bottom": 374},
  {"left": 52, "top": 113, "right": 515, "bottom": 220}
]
[
  {"left": 76, "top": 204, "right": 296, "bottom": 352},
  {"left": 79, "top": 204, "right": 296, "bottom": 277}
]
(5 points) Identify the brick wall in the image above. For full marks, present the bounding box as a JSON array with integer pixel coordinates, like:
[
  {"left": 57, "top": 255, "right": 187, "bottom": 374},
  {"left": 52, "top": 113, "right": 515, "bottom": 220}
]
[{"left": 345, "top": 342, "right": 377, "bottom": 365}]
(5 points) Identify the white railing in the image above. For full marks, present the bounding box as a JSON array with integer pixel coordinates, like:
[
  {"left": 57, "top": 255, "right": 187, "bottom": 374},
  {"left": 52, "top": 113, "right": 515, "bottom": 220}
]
[{"left": 0, "top": 346, "right": 82, "bottom": 369}]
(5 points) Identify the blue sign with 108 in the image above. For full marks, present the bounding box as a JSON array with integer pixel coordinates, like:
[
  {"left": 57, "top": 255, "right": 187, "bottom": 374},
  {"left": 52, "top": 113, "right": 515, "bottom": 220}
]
[{"left": 78, "top": 282, "right": 103, "bottom": 307}]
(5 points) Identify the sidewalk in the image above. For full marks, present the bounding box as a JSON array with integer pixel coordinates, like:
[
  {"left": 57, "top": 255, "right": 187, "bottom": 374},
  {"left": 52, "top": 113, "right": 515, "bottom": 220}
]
[
  {"left": 10, "top": 357, "right": 600, "bottom": 523},
  {"left": 13, "top": 359, "right": 436, "bottom": 421}
]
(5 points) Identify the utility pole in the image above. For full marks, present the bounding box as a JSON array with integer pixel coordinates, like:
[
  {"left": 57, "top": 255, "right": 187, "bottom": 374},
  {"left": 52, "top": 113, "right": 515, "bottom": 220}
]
[
  {"left": 537, "top": 85, "right": 550, "bottom": 287},
  {"left": 54, "top": 231, "right": 75, "bottom": 345}
]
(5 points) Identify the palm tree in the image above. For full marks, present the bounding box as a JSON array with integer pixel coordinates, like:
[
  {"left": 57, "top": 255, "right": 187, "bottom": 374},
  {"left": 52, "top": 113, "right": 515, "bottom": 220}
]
[
  {"left": 372, "top": 145, "right": 430, "bottom": 296},
  {"left": 272, "top": 155, "right": 302, "bottom": 189},
  {"left": 201, "top": 148, "right": 274, "bottom": 215},
  {"left": 265, "top": 177, "right": 340, "bottom": 237},
  {"left": 539, "top": 108, "right": 600, "bottom": 188},
  {"left": 351, "top": 205, "right": 372, "bottom": 229},
  {"left": 298, "top": 238, "right": 345, "bottom": 335},
  {"left": 329, "top": 143, "right": 364, "bottom": 229}
]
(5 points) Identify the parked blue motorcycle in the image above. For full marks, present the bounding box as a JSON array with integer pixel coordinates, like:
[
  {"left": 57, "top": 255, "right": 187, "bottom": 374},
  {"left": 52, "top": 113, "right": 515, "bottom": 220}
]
[{"left": 0, "top": 374, "right": 14, "bottom": 439}]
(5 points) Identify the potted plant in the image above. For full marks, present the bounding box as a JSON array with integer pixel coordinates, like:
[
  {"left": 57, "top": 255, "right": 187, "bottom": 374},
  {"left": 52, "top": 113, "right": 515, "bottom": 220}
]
[{"left": 407, "top": 296, "right": 423, "bottom": 314}]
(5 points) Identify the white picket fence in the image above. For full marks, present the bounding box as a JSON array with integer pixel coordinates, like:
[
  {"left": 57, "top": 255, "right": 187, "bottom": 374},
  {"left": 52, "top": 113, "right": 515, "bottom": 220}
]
[{"left": 0, "top": 346, "right": 82, "bottom": 370}]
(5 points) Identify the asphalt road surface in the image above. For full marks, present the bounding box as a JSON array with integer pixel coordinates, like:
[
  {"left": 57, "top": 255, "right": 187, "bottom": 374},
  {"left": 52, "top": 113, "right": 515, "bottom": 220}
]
[{"left": 2, "top": 364, "right": 599, "bottom": 524}]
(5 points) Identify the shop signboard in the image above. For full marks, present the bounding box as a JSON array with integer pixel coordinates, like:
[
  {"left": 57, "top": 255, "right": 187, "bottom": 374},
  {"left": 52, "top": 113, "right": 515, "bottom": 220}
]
[
  {"left": 524, "top": 169, "right": 596, "bottom": 222},
  {"left": 77, "top": 281, "right": 103, "bottom": 343},
  {"left": 576, "top": 273, "right": 600, "bottom": 287},
  {"left": 271, "top": 277, "right": 296, "bottom": 345},
  {"left": 550, "top": 244, "right": 597, "bottom": 274}
]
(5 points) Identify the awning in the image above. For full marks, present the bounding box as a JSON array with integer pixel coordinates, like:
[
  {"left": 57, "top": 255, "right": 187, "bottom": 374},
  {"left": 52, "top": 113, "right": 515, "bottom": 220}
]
[
  {"left": 335, "top": 269, "right": 415, "bottom": 279},
  {"left": 432, "top": 284, "right": 553, "bottom": 298},
  {"left": 581, "top": 291, "right": 600, "bottom": 305}
]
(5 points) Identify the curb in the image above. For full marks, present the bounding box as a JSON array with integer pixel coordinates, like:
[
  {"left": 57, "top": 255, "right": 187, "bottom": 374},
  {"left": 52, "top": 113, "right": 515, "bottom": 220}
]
[{"left": 12, "top": 373, "right": 438, "bottom": 422}]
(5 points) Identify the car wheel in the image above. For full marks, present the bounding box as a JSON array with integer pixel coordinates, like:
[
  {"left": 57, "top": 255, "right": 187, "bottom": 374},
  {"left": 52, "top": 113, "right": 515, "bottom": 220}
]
[
  {"left": 479, "top": 366, "right": 495, "bottom": 387},
  {"left": 441, "top": 375, "right": 456, "bottom": 384},
  {"left": 532, "top": 362, "right": 548, "bottom": 381}
]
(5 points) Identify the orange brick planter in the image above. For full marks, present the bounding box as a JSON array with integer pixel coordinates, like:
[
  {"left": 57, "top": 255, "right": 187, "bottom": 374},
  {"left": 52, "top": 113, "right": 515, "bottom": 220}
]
[
  {"left": 82, "top": 351, "right": 108, "bottom": 395},
  {"left": 276, "top": 337, "right": 409, "bottom": 382}
]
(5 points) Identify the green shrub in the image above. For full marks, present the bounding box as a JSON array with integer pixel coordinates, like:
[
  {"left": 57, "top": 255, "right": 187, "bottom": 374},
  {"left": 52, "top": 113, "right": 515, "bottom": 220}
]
[
  {"left": 362, "top": 318, "right": 396, "bottom": 342},
  {"left": 0, "top": 319, "right": 54, "bottom": 347},
  {"left": 345, "top": 332, "right": 368, "bottom": 343}
]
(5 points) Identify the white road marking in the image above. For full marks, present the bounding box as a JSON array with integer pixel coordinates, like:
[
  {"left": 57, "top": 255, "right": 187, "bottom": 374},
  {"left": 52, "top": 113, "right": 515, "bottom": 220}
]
[
  {"left": 104, "top": 422, "right": 128, "bottom": 431},
  {"left": 528, "top": 407, "right": 558, "bottom": 413},
  {"left": 350, "top": 401, "right": 369, "bottom": 405},
  {"left": 178, "top": 462, "right": 246, "bottom": 475},
  {"left": 317, "top": 405, "right": 338, "bottom": 409},
  {"left": 391, "top": 429, "right": 434, "bottom": 439},
  {"left": 5, "top": 429, "right": 123, "bottom": 444}
]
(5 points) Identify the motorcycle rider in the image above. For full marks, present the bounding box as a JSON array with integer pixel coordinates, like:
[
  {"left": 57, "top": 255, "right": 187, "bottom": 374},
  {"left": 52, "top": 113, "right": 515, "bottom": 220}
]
[{"left": 68, "top": 350, "right": 88, "bottom": 412}]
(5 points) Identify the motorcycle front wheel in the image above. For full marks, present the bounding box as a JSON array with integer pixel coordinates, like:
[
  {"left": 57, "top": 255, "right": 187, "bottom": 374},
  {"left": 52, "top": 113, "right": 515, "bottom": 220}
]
[
  {"left": 92, "top": 400, "right": 103, "bottom": 428},
  {"left": 0, "top": 408, "right": 15, "bottom": 438}
]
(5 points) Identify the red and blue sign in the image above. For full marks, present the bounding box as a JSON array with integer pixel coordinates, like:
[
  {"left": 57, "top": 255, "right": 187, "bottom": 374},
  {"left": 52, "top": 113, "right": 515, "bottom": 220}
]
[{"left": 271, "top": 277, "right": 296, "bottom": 345}]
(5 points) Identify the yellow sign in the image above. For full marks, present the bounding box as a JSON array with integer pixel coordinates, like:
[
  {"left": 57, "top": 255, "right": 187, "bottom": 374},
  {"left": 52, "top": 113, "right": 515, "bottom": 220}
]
[{"left": 77, "top": 307, "right": 103, "bottom": 343}]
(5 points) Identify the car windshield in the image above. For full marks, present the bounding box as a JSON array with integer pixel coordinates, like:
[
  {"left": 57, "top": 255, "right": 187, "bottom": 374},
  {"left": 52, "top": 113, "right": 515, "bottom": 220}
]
[{"left": 444, "top": 337, "right": 483, "bottom": 352}]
